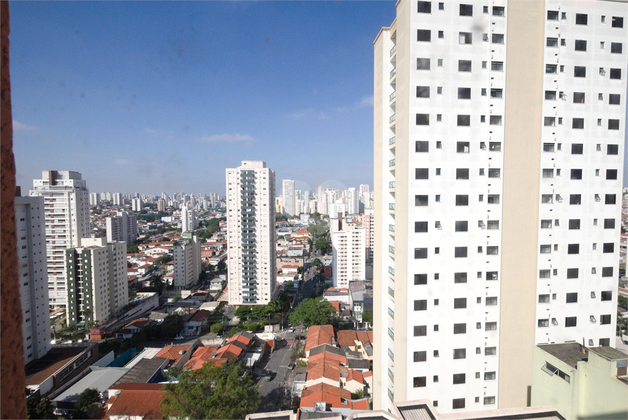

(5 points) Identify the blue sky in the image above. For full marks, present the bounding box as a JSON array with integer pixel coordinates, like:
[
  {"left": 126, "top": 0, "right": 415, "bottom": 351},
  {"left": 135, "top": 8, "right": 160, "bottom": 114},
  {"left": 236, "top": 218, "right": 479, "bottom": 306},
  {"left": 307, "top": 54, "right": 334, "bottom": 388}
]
[{"left": 11, "top": 1, "right": 395, "bottom": 195}]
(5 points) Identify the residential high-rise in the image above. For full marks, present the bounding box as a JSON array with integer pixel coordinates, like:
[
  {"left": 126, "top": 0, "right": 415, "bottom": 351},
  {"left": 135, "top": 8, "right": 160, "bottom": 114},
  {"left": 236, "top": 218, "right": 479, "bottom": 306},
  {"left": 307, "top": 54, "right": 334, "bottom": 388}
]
[
  {"left": 30, "top": 170, "right": 90, "bottom": 309},
  {"left": 157, "top": 198, "right": 166, "bottom": 212},
  {"left": 332, "top": 229, "right": 366, "bottom": 288},
  {"left": 361, "top": 208, "right": 375, "bottom": 263},
  {"left": 173, "top": 235, "right": 201, "bottom": 290},
  {"left": 226, "top": 161, "right": 277, "bottom": 305},
  {"left": 112, "top": 192, "right": 122, "bottom": 206},
  {"left": 282, "top": 179, "right": 296, "bottom": 217},
  {"left": 373, "top": 0, "right": 626, "bottom": 413},
  {"left": 181, "top": 205, "right": 197, "bottom": 233},
  {"left": 131, "top": 198, "right": 142, "bottom": 212},
  {"left": 347, "top": 187, "right": 359, "bottom": 214},
  {"left": 106, "top": 210, "right": 138, "bottom": 245},
  {"left": 89, "top": 192, "right": 100, "bottom": 207},
  {"left": 15, "top": 191, "right": 51, "bottom": 363},
  {"left": 65, "top": 237, "right": 127, "bottom": 327}
]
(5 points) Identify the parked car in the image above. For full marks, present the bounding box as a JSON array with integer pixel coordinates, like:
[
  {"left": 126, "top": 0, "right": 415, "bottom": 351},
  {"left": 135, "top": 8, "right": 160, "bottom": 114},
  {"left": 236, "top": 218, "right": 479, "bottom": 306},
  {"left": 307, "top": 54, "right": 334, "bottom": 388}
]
[
  {"left": 287, "top": 363, "right": 295, "bottom": 370},
  {"left": 265, "top": 372, "right": 276, "bottom": 382}
]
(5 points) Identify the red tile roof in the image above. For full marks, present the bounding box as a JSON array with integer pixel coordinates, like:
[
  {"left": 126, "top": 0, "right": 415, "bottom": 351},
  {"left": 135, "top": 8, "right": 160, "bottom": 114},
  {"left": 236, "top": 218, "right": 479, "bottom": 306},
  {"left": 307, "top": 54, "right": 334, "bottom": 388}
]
[
  {"left": 226, "top": 334, "right": 252, "bottom": 347},
  {"left": 306, "top": 359, "right": 340, "bottom": 382},
  {"left": 337, "top": 330, "right": 358, "bottom": 347},
  {"left": 305, "top": 325, "right": 335, "bottom": 353},
  {"left": 124, "top": 318, "right": 149, "bottom": 329},
  {"left": 308, "top": 351, "right": 347, "bottom": 365},
  {"left": 109, "top": 383, "right": 165, "bottom": 391},
  {"left": 105, "top": 389, "right": 166, "bottom": 419},
  {"left": 188, "top": 310, "right": 211, "bottom": 323},
  {"left": 300, "top": 383, "right": 352, "bottom": 409},
  {"left": 155, "top": 345, "right": 191, "bottom": 365},
  {"left": 214, "top": 343, "right": 243, "bottom": 359},
  {"left": 346, "top": 369, "right": 364, "bottom": 384},
  {"left": 329, "top": 301, "right": 340, "bottom": 311}
]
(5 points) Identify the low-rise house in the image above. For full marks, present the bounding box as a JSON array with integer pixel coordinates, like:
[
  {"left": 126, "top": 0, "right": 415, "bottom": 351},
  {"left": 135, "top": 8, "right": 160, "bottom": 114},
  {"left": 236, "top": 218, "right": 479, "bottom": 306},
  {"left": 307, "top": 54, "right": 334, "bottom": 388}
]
[
  {"left": 305, "top": 325, "right": 335, "bottom": 358},
  {"left": 154, "top": 345, "right": 196, "bottom": 369},
  {"left": 323, "top": 288, "right": 351, "bottom": 305},
  {"left": 105, "top": 384, "right": 166, "bottom": 420},
  {"left": 300, "top": 383, "right": 369, "bottom": 413},
  {"left": 183, "top": 310, "right": 211, "bottom": 336},
  {"left": 116, "top": 318, "right": 150, "bottom": 340}
]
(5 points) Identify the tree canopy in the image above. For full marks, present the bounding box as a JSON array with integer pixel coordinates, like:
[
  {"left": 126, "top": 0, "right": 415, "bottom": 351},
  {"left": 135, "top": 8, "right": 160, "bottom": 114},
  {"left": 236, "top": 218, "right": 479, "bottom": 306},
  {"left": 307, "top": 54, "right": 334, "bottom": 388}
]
[
  {"left": 315, "top": 238, "right": 331, "bottom": 253},
  {"left": 160, "top": 360, "right": 260, "bottom": 419},
  {"left": 26, "top": 394, "right": 55, "bottom": 419},
  {"left": 362, "top": 311, "right": 373, "bottom": 326},
  {"left": 71, "top": 388, "right": 101, "bottom": 419},
  {"left": 289, "top": 297, "right": 336, "bottom": 327},
  {"left": 312, "top": 258, "right": 323, "bottom": 268}
]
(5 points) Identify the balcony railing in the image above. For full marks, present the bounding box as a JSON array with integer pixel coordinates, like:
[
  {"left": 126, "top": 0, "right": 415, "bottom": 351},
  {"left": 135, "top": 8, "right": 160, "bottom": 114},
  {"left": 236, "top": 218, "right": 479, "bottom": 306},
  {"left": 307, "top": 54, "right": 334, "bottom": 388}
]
[
  {"left": 390, "top": 44, "right": 396, "bottom": 56},
  {"left": 389, "top": 136, "right": 396, "bottom": 145},
  {"left": 389, "top": 91, "right": 396, "bottom": 101},
  {"left": 390, "top": 68, "right": 396, "bottom": 79},
  {"left": 389, "top": 114, "right": 396, "bottom": 123},
  {"left": 389, "top": 159, "right": 395, "bottom": 167}
]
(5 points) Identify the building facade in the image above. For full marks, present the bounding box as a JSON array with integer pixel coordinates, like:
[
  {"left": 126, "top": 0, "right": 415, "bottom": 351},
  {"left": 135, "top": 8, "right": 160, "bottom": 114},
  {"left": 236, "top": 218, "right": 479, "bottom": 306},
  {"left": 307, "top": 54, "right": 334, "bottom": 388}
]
[
  {"left": 181, "top": 205, "right": 197, "bottom": 233},
  {"left": 15, "top": 193, "right": 52, "bottom": 363},
  {"left": 106, "top": 210, "right": 138, "bottom": 245},
  {"left": 173, "top": 235, "right": 201, "bottom": 290},
  {"left": 226, "top": 161, "right": 277, "bottom": 305},
  {"left": 65, "top": 238, "right": 127, "bottom": 327},
  {"left": 373, "top": 0, "right": 626, "bottom": 413},
  {"left": 131, "top": 198, "right": 142, "bottom": 212},
  {"left": 332, "top": 229, "right": 366, "bottom": 288},
  {"left": 30, "top": 170, "right": 90, "bottom": 308},
  {"left": 283, "top": 179, "right": 296, "bottom": 217}
]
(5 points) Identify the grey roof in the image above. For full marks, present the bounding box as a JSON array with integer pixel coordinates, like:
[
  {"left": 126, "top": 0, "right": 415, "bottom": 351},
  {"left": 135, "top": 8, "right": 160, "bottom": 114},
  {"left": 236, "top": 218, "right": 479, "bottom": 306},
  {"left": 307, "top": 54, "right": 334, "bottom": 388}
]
[
  {"left": 363, "top": 342, "right": 373, "bottom": 357},
  {"left": 537, "top": 343, "right": 588, "bottom": 368},
  {"left": 589, "top": 346, "right": 628, "bottom": 361},
  {"left": 300, "top": 412, "right": 342, "bottom": 420},
  {"left": 309, "top": 344, "right": 344, "bottom": 358},
  {"left": 397, "top": 403, "right": 436, "bottom": 420},
  {"left": 347, "top": 359, "right": 370, "bottom": 370},
  {"left": 344, "top": 349, "right": 362, "bottom": 359},
  {"left": 116, "top": 357, "right": 167, "bottom": 383},
  {"left": 53, "top": 367, "right": 129, "bottom": 403}
]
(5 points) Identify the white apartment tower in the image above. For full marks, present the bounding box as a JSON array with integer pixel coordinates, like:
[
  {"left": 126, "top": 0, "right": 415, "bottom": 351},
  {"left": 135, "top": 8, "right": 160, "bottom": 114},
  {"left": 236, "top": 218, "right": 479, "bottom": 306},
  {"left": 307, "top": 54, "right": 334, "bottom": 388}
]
[
  {"left": 173, "top": 235, "right": 201, "bottom": 290},
  {"left": 361, "top": 208, "right": 375, "bottom": 263},
  {"left": 15, "top": 193, "right": 51, "bottom": 363},
  {"left": 89, "top": 192, "right": 100, "bottom": 207},
  {"left": 373, "top": 0, "right": 626, "bottom": 414},
  {"left": 65, "top": 238, "right": 127, "bottom": 327},
  {"left": 106, "top": 210, "right": 138, "bottom": 245},
  {"left": 332, "top": 229, "right": 366, "bottom": 288},
  {"left": 30, "top": 170, "right": 90, "bottom": 309},
  {"left": 226, "top": 161, "right": 277, "bottom": 305},
  {"left": 112, "top": 192, "right": 122, "bottom": 206},
  {"left": 181, "top": 205, "right": 197, "bottom": 233},
  {"left": 131, "top": 197, "right": 142, "bottom": 212},
  {"left": 282, "top": 179, "right": 296, "bottom": 217}
]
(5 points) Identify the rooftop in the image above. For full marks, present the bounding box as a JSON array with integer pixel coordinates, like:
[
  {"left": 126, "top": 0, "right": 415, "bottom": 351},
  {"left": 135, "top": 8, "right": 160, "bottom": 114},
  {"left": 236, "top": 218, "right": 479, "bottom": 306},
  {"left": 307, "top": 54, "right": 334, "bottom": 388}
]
[
  {"left": 116, "top": 357, "right": 167, "bottom": 383},
  {"left": 106, "top": 389, "right": 166, "bottom": 419},
  {"left": 537, "top": 343, "right": 589, "bottom": 368},
  {"left": 589, "top": 346, "right": 628, "bottom": 361}
]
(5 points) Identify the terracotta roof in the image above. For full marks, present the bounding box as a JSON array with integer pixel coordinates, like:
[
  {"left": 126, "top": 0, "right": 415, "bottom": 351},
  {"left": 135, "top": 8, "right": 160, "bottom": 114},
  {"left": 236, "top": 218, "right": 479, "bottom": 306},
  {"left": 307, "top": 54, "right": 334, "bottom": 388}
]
[
  {"left": 183, "top": 358, "right": 226, "bottom": 371},
  {"left": 306, "top": 359, "right": 340, "bottom": 382},
  {"left": 124, "top": 318, "right": 149, "bottom": 329},
  {"left": 308, "top": 351, "right": 347, "bottom": 365},
  {"left": 300, "top": 383, "right": 350, "bottom": 408},
  {"left": 329, "top": 301, "right": 340, "bottom": 311},
  {"left": 105, "top": 389, "right": 166, "bottom": 419},
  {"left": 226, "top": 334, "right": 252, "bottom": 347},
  {"left": 154, "top": 345, "right": 191, "bottom": 365},
  {"left": 363, "top": 371, "right": 372, "bottom": 378},
  {"left": 346, "top": 369, "right": 364, "bottom": 384},
  {"left": 355, "top": 331, "right": 370, "bottom": 344},
  {"left": 214, "top": 343, "right": 243, "bottom": 359},
  {"left": 188, "top": 310, "right": 211, "bottom": 323},
  {"left": 305, "top": 325, "right": 335, "bottom": 353},
  {"left": 336, "top": 330, "right": 358, "bottom": 347}
]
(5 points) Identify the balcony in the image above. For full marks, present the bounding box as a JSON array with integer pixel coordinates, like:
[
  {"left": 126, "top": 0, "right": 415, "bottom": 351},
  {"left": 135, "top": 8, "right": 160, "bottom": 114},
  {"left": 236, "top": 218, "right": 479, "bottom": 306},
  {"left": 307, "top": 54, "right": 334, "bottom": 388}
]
[
  {"left": 389, "top": 114, "right": 396, "bottom": 123},
  {"left": 389, "top": 159, "right": 395, "bottom": 167},
  {"left": 389, "top": 136, "right": 396, "bottom": 145},
  {"left": 390, "top": 44, "right": 396, "bottom": 56},
  {"left": 389, "top": 91, "right": 396, "bottom": 101},
  {"left": 389, "top": 68, "right": 396, "bottom": 79},
  {"left": 389, "top": 181, "right": 395, "bottom": 189}
]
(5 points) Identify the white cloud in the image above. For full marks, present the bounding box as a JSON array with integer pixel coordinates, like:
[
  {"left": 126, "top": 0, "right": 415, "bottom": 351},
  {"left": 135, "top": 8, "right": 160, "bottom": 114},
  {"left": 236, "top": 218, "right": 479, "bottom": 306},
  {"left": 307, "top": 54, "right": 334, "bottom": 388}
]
[
  {"left": 199, "top": 133, "right": 255, "bottom": 143},
  {"left": 144, "top": 127, "right": 161, "bottom": 135},
  {"left": 13, "top": 120, "right": 38, "bottom": 131},
  {"left": 291, "top": 108, "right": 315, "bottom": 119},
  {"left": 318, "top": 112, "right": 329, "bottom": 120},
  {"left": 359, "top": 96, "right": 374, "bottom": 106}
]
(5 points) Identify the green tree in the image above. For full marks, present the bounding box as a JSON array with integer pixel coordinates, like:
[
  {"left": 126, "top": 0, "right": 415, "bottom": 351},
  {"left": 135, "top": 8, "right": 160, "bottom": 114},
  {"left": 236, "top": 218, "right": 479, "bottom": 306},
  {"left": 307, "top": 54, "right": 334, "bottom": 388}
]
[
  {"left": 216, "top": 260, "right": 227, "bottom": 272},
  {"left": 297, "top": 266, "right": 304, "bottom": 274},
  {"left": 244, "top": 322, "right": 260, "bottom": 332},
  {"left": 161, "top": 314, "right": 184, "bottom": 338},
  {"left": 161, "top": 360, "right": 259, "bottom": 419},
  {"left": 312, "top": 258, "right": 322, "bottom": 268},
  {"left": 127, "top": 244, "right": 139, "bottom": 254},
  {"left": 362, "top": 311, "right": 373, "bottom": 326},
  {"left": 72, "top": 388, "right": 101, "bottom": 419},
  {"left": 235, "top": 306, "right": 252, "bottom": 321},
  {"left": 210, "top": 323, "right": 224, "bottom": 335},
  {"left": 26, "top": 393, "right": 56, "bottom": 419},
  {"left": 289, "top": 297, "right": 336, "bottom": 328},
  {"left": 315, "top": 238, "right": 331, "bottom": 253}
]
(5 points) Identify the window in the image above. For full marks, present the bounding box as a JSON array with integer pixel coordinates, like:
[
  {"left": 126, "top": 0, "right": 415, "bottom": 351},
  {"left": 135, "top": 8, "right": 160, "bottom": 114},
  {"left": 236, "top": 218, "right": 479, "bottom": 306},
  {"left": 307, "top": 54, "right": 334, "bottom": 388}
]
[
  {"left": 454, "top": 272, "right": 467, "bottom": 283},
  {"left": 415, "top": 221, "right": 428, "bottom": 233},
  {"left": 414, "top": 351, "right": 427, "bottom": 362},
  {"left": 565, "top": 317, "right": 577, "bottom": 327},
  {"left": 607, "top": 169, "right": 618, "bottom": 180},
  {"left": 415, "top": 248, "right": 428, "bottom": 259},
  {"left": 545, "top": 90, "right": 556, "bottom": 100},
  {"left": 488, "top": 168, "right": 501, "bottom": 178},
  {"left": 566, "top": 293, "right": 578, "bottom": 303},
  {"left": 546, "top": 64, "right": 557, "bottom": 74},
  {"left": 456, "top": 168, "right": 469, "bottom": 179},
  {"left": 539, "top": 270, "right": 551, "bottom": 279},
  {"left": 569, "top": 194, "right": 581, "bottom": 205},
  {"left": 575, "top": 40, "right": 587, "bottom": 51},
  {"left": 458, "top": 87, "right": 471, "bottom": 99},
  {"left": 568, "top": 244, "right": 580, "bottom": 254},
  {"left": 611, "top": 42, "right": 623, "bottom": 54},
  {"left": 453, "top": 348, "right": 466, "bottom": 359},
  {"left": 455, "top": 247, "right": 467, "bottom": 258},
  {"left": 414, "top": 274, "right": 427, "bottom": 285},
  {"left": 572, "top": 118, "right": 584, "bottom": 129},
  {"left": 570, "top": 169, "right": 582, "bottom": 180},
  {"left": 542, "top": 169, "right": 554, "bottom": 178},
  {"left": 414, "top": 300, "right": 427, "bottom": 311},
  {"left": 603, "top": 243, "right": 614, "bottom": 253},
  {"left": 455, "top": 221, "right": 468, "bottom": 232},
  {"left": 459, "top": 32, "right": 472, "bottom": 44},
  {"left": 414, "top": 325, "right": 427, "bottom": 336},
  {"left": 604, "top": 218, "right": 615, "bottom": 229},
  {"left": 416, "top": 86, "right": 430, "bottom": 97},
  {"left": 456, "top": 195, "right": 469, "bottom": 206},
  {"left": 571, "top": 143, "right": 583, "bottom": 154},
  {"left": 487, "top": 220, "right": 499, "bottom": 230},
  {"left": 539, "top": 294, "right": 550, "bottom": 303},
  {"left": 416, "top": 141, "right": 429, "bottom": 152},
  {"left": 601, "top": 315, "right": 611, "bottom": 325},
  {"left": 485, "top": 322, "right": 497, "bottom": 331},
  {"left": 543, "top": 143, "right": 555, "bottom": 152},
  {"left": 458, "top": 60, "right": 472, "bottom": 72},
  {"left": 454, "top": 298, "right": 467, "bottom": 309},
  {"left": 546, "top": 37, "right": 558, "bottom": 47},
  {"left": 415, "top": 168, "right": 429, "bottom": 179},
  {"left": 417, "top": 1, "right": 431, "bottom": 13},
  {"left": 454, "top": 323, "right": 466, "bottom": 334},
  {"left": 438, "top": 30, "right": 444, "bottom": 38},
  {"left": 610, "top": 68, "right": 621, "bottom": 79},
  {"left": 601, "top": 291, "right": 612, "bottom": 301},
  {"left": 416, "top": 114, "right": 430, "bottom": 125},
  {"left": 459, "top": 4, "right": 473, "bottom": 16},
  {"left": 609, "top": 94, "right": 620, "bottom": 105},
  {"left": 573, "top": 92, "right": 585, "bottom": 103},
  {"left": 453, "top": 373, "right": 466, "bottom": 384},
  {"left": 417, "top": 30, "right": 431, "bottom": 42},
  {"left": 569, "top": 219, "right": 580, "bottom": 230},
  {"left": 457, "top": 142, "right": 470, "bottom": 153},
  {"left": 602, "top": 267, "right": 614, "bottom": 278},
  {"left": 607, "top": 144, "right": 619, "bottom": 155},
  {"left": 487, "top": 195, "right": 500, "bottom": 204},
  {"left": 414, "top": 376, "right": 427, "bottom": 387},
  {"left": 415, "top": 195, "right": 428, "bottom": 206},
  {"left": 492, "top": 34, "right": 504, "bottom": 44},
  {"left": 541, "top": 194, "right": 553, "bottom": 204},
  {"left": 612, "top": 16, "right": 624, "bottom": 27},
  {"left": 547, "top": 10, "right": 558, "bottom": 20},
  {"left": 490, "top": 88, "right": 503, "bottom": 98},
  {"left": 567, "top": 268, "right": 579, "bottom": 279},
  {"left": 490, "top": 116, "right": 502, "bottom": 126},
  {"left": 605, "top": 194, "right": 616, "bottom": 205},
  {"left": 417, "top": 58, "right": 431, "bottom": 70},
  {"left": 608, "top": 119, "right": 619, "bottom": 130},
  {"left": 575, "top": 13, "right": 588, "bottom": 25},
  {"left": 485, "top": 347, "right": 496, "bottom": 355},
  {"left": 574, "top": 66, "right": 586, "bottom": 77},
  {"left": 453, "top": 399, "right": 465, "bottom": 409}
]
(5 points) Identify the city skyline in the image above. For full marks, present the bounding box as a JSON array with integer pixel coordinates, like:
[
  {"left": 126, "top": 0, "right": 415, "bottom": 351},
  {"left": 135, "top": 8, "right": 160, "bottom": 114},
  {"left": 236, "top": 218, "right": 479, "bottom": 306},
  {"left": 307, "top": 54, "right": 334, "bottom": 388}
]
[{"left": 10, "top": 1, "right": 393, "bottom": 195}]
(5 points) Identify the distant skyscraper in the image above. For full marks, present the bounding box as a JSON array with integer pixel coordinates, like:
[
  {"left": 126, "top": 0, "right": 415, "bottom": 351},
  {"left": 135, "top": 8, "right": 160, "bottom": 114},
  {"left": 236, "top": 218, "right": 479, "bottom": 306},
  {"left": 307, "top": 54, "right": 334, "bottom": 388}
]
[
  {"left": 181, "top": 205, "right": 197, "bottom": 233},
  {"left": 30, "top": 171, "right": 90, "bottom": 308},
  {"left": 65, "top": 237, "right": 127, "bottom": 327},
  {"left": 173, "top": 235, "right": 201, "bottom": 290},
  {"left": 89, "top": 192, "right": 100, "bottom": 207},
  {"left": 226, "top": 161, "right": 277, "bottom": 305},
  {"left": 359, "top": 184, "right": 371, "bottom": 209},
  {"left": 282, "top": 179, "right": 296, "bottom": 216},
  {"left": 347, "top": 187, "right": 359, "bottom": 214},
  {"left": 112, "top": 192, "right": 122, "bottom": 206},
  {"left": 373, "top": 0, "right": 626, "bottom": 413},
  {"left": 131, "top": 198, "right": 142, "bottom": 212},
  {"left": 106, "top": 210, "right": 138, "bottom": 245},
  {"left": 15, "top": 191, "right": 51, "bottom": 363},
  {"left": 157, "top": 198, "right": 166, "bottom": 212}
]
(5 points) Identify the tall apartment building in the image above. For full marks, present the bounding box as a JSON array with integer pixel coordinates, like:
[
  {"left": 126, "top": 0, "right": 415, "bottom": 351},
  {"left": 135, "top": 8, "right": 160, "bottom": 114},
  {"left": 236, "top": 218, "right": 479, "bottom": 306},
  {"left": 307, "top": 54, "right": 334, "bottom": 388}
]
[
  {"left": 373, "top": 0, "right": 626, "bottom": 413},
  {"left": 112, "top": 192, "right": 122, "bottom": 206},
  {"left": 15, "top": 192, "right": 51, "bottom": 363},
  {"left": 282, "top": 179, "right": 296, "bottom": 217},
  {"left": 226, "top": 161, "right": 277, "bottom": 305},
  {"left": 332, "top": 229, "right": 366, "bottom": 288},
  {"left": 65, "top": 238, "right": 127, "bottom": 327},
  {"left": 30, "top": 170, "right": 90, "bottom": 309},
  {"left": 131, "top": 198, "right": 142, "bottom": 212},
  {"left": 347, "top": 187, "right": 360, "bottom": 214},
  {"left": 157, "top": 198, "right": 166, "bottom": 212},
  {"left": 361, "top": 208, "right": 375, "bottom": 263},
  {"left": 89, "top": 192, "right": 100, "bottom": 207},
  {"left": 106, "top": 210, "right": 138, "bottom": 245},
  {"left": 181, "top": 205, "right": 197, "bottom": 233},
  {"left": 173, "top": 235, "right": 201, "bottom": 290}
]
